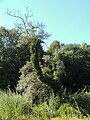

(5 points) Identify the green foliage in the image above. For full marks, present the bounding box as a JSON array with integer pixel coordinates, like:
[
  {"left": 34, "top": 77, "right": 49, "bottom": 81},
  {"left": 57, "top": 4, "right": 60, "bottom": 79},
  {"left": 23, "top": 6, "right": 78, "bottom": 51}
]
[
  {"left": 72, "top": 91, "right": 90, "bottom": 115},
  {"left": 30, "top": 38, "right": 44, "bottom": 81},
  {"left": 16, "top": 61, "right": 52, "bottom": 104},
  {"left": 0, "top": 9, "right": 90, "bottom": 120},
  {"left": 61, "top": 43, "right": 90, "bottom": 92},
  {"left": 29, "top": 38, "right": 90, "bottom": 94},
  {"left": 0, "top": 26, "right": 30, "bottom": 90},
  {"left": 47, "top": 40, "right": 60, "bottom": 54},
  {"left": 47, "top": 42, "right": 90, "bottom": 92},
  {"left": 31, "top": 92, "right": 60, "bottom": 119},
  {"left": 0, "top": 90, "right": 31, "bottom": 120},
  {"left": 57, "top": 103, "right": 81, "bottom": 118},
  {"left": 0, "top": 90, "right": 90, "bottom": 120}
]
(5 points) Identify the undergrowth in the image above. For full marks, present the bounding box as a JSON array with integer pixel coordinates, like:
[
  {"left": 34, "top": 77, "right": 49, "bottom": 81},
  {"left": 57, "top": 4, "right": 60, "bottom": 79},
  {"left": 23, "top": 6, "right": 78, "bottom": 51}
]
[{"left": 0, "top": 89, "right": 90, "bottom": 120}]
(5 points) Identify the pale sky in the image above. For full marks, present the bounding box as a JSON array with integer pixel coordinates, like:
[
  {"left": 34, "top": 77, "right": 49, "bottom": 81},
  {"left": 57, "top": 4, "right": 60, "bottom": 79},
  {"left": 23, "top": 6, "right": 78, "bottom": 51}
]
[{"left": 0, "top": 0, "right": 90, "bottom": 46}]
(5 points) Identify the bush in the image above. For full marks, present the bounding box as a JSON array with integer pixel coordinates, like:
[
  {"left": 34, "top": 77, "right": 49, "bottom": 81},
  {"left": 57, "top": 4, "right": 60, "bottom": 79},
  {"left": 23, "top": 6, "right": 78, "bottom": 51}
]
[
  {"left": 16, "top": 62, "right": 52, "bottom": 104},
  {"left": 0, "top": 90, "right": 31, "bottom": 119},
  {"left": 31, "top": 92, "right": 60, "bottom": 119},
  {"left": 73, "top": 92, "right": 90, "bottom": 115},
  {"left": 0, "top": 90, "right": 90, "bottom": 120},
  {"left": 57, "top": 103, "right": 81, "bottom": 119}
]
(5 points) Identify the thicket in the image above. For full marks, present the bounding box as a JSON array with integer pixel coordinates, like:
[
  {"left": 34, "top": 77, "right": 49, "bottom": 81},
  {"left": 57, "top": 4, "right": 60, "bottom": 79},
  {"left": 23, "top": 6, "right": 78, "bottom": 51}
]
[{"left": 0, "top": 90, "right": 90, "bottom": 120}]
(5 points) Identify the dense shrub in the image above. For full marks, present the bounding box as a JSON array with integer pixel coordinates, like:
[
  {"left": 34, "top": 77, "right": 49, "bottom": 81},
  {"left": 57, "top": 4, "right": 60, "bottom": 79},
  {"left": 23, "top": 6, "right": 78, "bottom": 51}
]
[
  {"left": 0, "top": 90, "right": 31, "bottom": 120},
  {"left": 73, "top": 92, "right": 90, "bottom": 115},
  {"left": 16, "top": 61, "right": 52, "bottom": 104},
  {"left": 57, "top": 103, "right": 81, "bottom": 118},
  {"left": 0, "top": 90, "right": 90, "bottom": 120}
]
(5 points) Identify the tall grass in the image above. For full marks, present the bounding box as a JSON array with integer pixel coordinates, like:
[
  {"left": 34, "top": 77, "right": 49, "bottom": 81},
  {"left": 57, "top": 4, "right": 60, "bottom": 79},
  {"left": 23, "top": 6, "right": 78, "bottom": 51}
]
[
  {"left": 0, "top": 90, "right": 31, "bottom": 120},
  {"left": 0, "top": 90, "right": 90, "bottom": 120}
]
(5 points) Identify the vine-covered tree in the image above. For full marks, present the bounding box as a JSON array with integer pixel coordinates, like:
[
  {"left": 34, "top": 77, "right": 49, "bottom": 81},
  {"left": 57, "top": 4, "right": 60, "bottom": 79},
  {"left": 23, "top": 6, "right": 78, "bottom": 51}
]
[{"left": 2, "top": 8, "right": 89, "bottom": 95}]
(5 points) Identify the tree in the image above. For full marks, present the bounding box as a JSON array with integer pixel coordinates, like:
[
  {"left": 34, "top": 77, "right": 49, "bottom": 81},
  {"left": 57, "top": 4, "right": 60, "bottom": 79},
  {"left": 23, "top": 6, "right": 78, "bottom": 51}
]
[
  {"left": 56, "top": 43, "right": 90, "bottom": 92},
  {"left": 7, "top": 9, "right": 67, "bottom": 94},
  {"left": 6, "top": 8, "right": 50, "bottom": 92},
  {"left": 47, "top": 40, "right": 60, "bottom": 55},
  {"left": 0, "top": 26, "right": 30, "bottom": 90},
  {"left": 6, "top": 9, "right": 90, "bottom": 94},
  {"left": 16, "top": 61, "right": 52, "bottom": 104},
  {"left": 44, "top": 41, "right": 90, "bottom": 93}
]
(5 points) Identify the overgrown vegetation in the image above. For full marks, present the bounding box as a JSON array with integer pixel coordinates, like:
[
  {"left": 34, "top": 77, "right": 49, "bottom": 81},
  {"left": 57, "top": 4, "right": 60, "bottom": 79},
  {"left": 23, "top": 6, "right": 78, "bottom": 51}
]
[
  {"left": 0, "top": 9, "right": 90, "bottom": 119},
  {"left": 0, "top": 90, "right": 90, "bottom": 120}
]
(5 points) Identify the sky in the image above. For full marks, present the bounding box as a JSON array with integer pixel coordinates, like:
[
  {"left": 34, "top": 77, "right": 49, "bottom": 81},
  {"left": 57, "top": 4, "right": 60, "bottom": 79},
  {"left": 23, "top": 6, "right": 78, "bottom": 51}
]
[{"left": 0, "top": 0, "right": 90, "bottom": 47}]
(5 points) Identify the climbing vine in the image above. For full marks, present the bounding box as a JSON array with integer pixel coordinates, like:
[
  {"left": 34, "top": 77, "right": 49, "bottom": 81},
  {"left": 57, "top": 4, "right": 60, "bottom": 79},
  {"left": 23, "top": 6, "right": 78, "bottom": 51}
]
[{"left": 30, "top": 38, "right": 44, "bottom": 82}]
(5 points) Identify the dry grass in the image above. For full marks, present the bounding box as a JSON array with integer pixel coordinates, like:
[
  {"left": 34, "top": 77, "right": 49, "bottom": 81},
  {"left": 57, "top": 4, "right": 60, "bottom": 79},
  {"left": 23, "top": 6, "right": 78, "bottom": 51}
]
[{"left": 51, "top": 116, "right": 90, "bottom": 120}]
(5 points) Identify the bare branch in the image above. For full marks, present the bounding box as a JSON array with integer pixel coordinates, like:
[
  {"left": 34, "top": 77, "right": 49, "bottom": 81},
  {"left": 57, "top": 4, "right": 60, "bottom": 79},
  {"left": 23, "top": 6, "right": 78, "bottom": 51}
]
[
  {"left": 6, "top": 8, "right": 33, "bottom": 36},
  {"left": 6, "top": 8, "right": 50, "bottom": 42}
]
